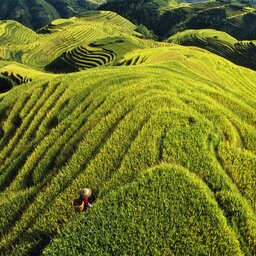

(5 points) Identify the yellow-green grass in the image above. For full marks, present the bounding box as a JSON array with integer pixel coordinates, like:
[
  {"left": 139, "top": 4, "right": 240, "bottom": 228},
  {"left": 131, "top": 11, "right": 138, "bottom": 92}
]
[
  {"left": 168, "top": 29, "right": 256, "bottom": 70},
  {"left": 0, "top": 11, "right": 158, "bottom": 71},
  {"left": 165, "top": 0, "right": 226, "bottom": 11},
  {"left": 0, "top": 45, "right": 256, "bottom": 255},
  {"left": 86, "top": 0, "right": 105, "bottom": 5},
  {"left": 0, "top": 20, "right": 40, "bottom": 45},
  {"left": 169, "top": 29, "right": 238, "bottom": 44},
  {"left": 0, "top": 63, "right": 56, "bottom": 85},
  {"left": 44, "top": 164, "right": 243, "bottom": 255},
  {"left": 45, "top": 46, "right": 117, "bottom": 73}
]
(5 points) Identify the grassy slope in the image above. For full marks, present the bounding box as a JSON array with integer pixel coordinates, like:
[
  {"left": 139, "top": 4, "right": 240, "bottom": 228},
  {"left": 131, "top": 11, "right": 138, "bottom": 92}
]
[
  {"left": 44, "top": 164, "right": 243, "bottom": 255},
  {"left": 168, "top": 29, "right": 256, "bottom": 70},
  {"left": 0, "top": 44, "right": 256, "bottom": 255}
]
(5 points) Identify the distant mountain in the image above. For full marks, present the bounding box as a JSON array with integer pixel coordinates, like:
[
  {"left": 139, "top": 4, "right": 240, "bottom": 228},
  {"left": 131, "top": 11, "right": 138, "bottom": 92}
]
[
  {"left": 0, "top": 0, "right": 104, "bottom": 30},
  {"left": 101, "top": 0, "right": 256, "bottom": 40}
]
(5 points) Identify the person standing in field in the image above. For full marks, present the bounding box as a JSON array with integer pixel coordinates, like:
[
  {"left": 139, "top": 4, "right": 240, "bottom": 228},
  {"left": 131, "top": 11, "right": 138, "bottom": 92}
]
[{"left": 80, "top": 188, "right": 92, "bottom": 209}]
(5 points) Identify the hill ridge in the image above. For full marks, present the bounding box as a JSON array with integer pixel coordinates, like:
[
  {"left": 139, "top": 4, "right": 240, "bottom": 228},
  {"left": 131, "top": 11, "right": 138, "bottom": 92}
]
[{"left": 0, "top": 44, "right": 256, "bottom": 255}]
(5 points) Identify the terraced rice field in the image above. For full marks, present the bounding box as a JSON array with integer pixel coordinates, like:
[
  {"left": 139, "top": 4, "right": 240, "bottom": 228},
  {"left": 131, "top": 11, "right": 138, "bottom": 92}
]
[
  {"left": 0, "top": 44, "right": 256, "bottom": 255},
  {"left": 45, "top": 46, "right": 116, "bottom": 73},
  {"left": 0, "top": 11, "right": 152, "bottom": 71},
  {"left": 168, "top": 29, "right": 256, "bottom": 70},
  {"left": 0, "top": 20, "right": 40, "bottom": 45},
  {"left": 0, "top": 63, "right": 55, "bottom": 85}
]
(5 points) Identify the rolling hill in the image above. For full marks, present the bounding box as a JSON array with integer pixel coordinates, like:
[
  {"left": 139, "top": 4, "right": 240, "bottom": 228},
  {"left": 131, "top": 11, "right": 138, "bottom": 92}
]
[
  {"left": 0, "top": 11, "right": 159, "bottom": 84},
  {"left": 0, "top": 10, "right": 170, "bottom": 87},
  {"left": 0, "top": 10, "right": 256, "bottom": 256}
]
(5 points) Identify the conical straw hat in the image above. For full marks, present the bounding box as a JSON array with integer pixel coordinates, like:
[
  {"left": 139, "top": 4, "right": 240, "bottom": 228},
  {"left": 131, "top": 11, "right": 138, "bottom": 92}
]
[{"left": 80, "top": 188, "right": 92, "bottom": 198}]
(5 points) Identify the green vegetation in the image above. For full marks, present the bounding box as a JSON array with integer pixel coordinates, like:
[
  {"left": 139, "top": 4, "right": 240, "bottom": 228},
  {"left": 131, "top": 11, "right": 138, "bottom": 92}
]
[
  {"left": 0, "top": 9, "right": 256, "bottom": 256},
  {"left": 44, "top": 164, "right": 243, "bottom": 255},
  {"left": 168, "top": 29, "right": 256, "bottom": 70},
  {"left": 90, "top": 36, "right": 125, "bottom": 46},
  {"left": 102, "top": 0, "right": 256, "bottom": 40},
  {"left": 0, "top": 11, "right": 161, "bottom": 73},
  {"left": 0, "top": 0, "right": 101, "bottom": 29},
  {"left": 135, "top": 24, "right": 157, "bottom": 39},
  {"left": 0, "top": 39, "right": 256, "bottom": 254}
]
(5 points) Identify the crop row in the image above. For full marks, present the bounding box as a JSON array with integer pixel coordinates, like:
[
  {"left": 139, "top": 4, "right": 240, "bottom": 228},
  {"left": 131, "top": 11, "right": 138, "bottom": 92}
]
[
  {"left": 44, "top": 164, "right": 244, "bottom": 255},
  {"left": 0, "top": 21, "right": 40, "bottom": 45},
  {"left": 0, "top": 46, "right": 256, "bottom": 255},
  {"left": 46, "top": 46, "right": 116, "bottom": 73},
  {"left": 0, "top": 11, "right": 139, "bottom": 70},
  {"left": 77, "top": 11, "right": 136, "bottom": 32},
  {"left": 168, "top": 29, "right": 256, "bottom": 71}
]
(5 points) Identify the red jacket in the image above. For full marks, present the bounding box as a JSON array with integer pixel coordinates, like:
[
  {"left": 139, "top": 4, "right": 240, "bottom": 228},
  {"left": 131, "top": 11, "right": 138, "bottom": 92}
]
[{"left": 82, "top": 197, "right": 89, "bottom": 206}]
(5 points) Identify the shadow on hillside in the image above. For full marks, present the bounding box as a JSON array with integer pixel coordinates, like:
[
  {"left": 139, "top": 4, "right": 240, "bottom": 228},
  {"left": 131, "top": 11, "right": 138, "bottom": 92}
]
[
  {"left": 25, "top": 231, "right": 52, "bottom": 256},
  {"left": 0, "top": 75, "right": 13, "bottom": 93}
]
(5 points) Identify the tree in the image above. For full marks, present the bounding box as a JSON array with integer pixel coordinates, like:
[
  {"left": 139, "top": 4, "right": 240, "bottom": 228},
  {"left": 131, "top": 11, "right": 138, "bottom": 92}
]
[{"left": 135, "top": 24, "right": 157, "bottom": 39}]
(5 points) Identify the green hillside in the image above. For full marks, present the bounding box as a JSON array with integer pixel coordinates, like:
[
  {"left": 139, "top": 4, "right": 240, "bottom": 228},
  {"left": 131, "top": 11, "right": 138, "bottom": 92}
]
[
  {"left": 0, "top": 40, "right": 256, "bottom": 255},
  {"left": 45, "top": 164, "right": 245, "bottom": 255},
  {"left": 0, "top": 11, "right": 164, "bottom": 83},
  {"left": 0, "top": 11, "right": 163, "bottom": 73},
  {"left": 102, "top": 0, "right": 256, "bottom": 40},
  {"left": 1, "top": 10, "right": 256, "bottom": 256},
  {"left": 168, "top": 29, "right": 256, "bottom": 70},
  {"left": 0, "top": 0, "right": 103, "bottom": 29}
]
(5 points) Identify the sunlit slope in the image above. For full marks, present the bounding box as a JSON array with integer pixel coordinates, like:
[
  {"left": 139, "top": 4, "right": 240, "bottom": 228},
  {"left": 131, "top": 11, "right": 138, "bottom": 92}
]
[
  {"left": 0, "top": 45, "right": 256, "bottom": 255},
  {"left": 45, "top": 164, "right": 242, "bottom": 255},
  {"left": 168, "top": 29, "right": 256, "bottom": 70},
  {"left": 0, "top": 20, "right": 41, "bottom": 64},
  {"left": 0, "top": 11, "right": 157, "bottom": 71},
  {"left": 0, "top": 63, "right": 56, "bottom": 85}
]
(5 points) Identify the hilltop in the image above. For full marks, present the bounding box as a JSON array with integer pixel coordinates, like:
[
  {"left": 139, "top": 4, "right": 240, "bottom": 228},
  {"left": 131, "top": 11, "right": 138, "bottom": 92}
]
[{"left": 0, "top": 10, "right": 256, "bottom": 256}]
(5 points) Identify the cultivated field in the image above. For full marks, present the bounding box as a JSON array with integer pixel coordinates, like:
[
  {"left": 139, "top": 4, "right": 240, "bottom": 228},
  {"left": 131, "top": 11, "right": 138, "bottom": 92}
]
[
  {"left": 168, "top": 29, "right": 256, "bottom": 70},
  {"left": 0, "top": 11, "right": 152, "bottom": 70},
  {"left": 0, "top": 43, "right": 256, "bottom": 255},
  {"left": 0, "top": 11, "right": 256, "bottom": 256}
]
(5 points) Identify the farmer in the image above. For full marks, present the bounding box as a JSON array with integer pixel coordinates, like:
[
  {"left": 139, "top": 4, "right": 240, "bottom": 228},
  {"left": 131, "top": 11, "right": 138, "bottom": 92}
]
[{"left": 80, "top": 188, "right": 92, "bottom": 209}]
